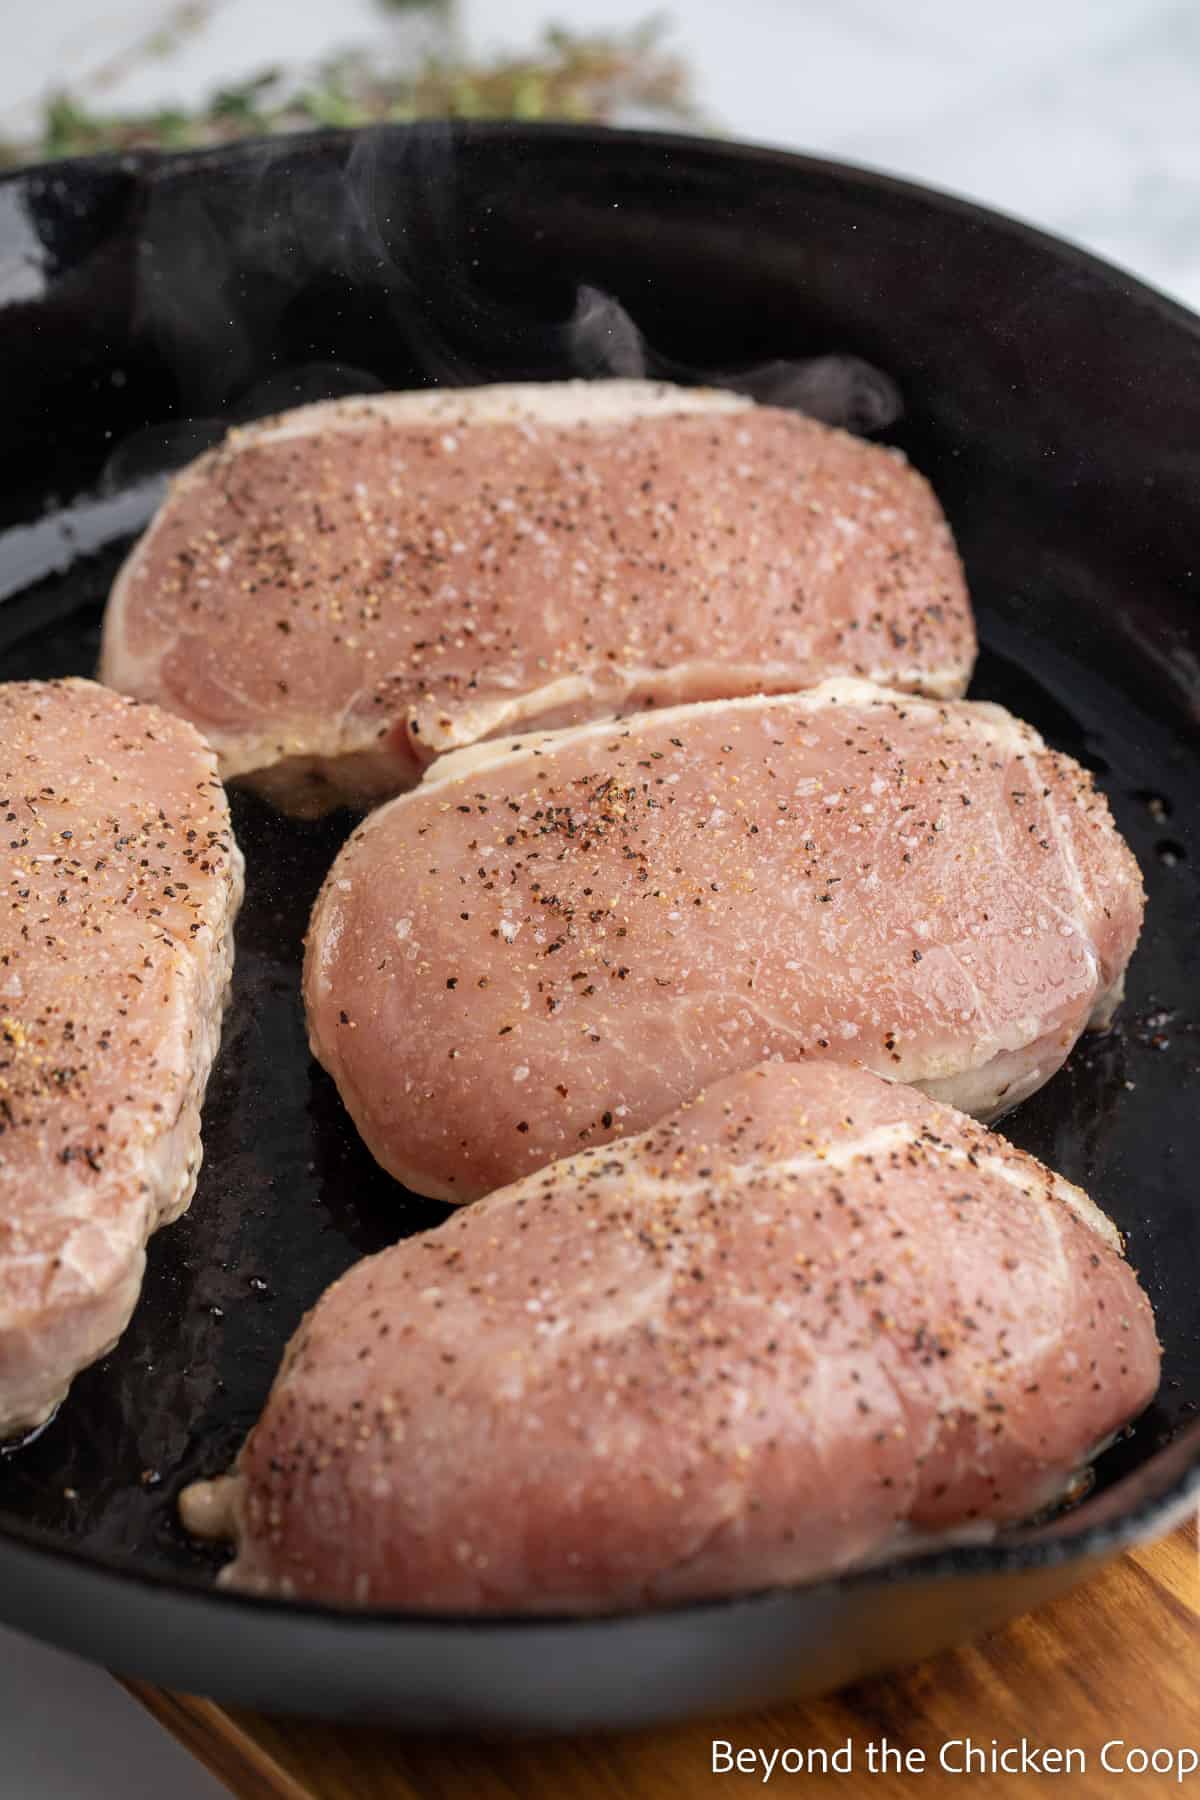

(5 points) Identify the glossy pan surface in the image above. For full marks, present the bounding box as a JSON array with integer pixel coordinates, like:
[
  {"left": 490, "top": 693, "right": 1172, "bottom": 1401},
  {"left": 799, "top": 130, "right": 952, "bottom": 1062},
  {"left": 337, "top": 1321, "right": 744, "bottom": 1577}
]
[{"left": 0, "top": 123, "right": 1198, "bottom": 1730}]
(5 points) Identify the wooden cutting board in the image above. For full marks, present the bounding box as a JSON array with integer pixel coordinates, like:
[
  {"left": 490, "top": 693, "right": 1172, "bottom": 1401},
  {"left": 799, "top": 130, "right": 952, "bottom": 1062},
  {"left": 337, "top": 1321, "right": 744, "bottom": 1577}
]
[{"left": 125, "top": 1519, "right": 1200, "bottom": 1799}]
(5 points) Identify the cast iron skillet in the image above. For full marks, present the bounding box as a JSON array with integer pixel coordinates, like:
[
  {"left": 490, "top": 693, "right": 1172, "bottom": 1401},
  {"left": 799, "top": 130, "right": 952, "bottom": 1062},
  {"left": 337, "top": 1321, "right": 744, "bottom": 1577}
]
[{"left": 0, "top": 123, "right": 1198, "bottom": 1732}]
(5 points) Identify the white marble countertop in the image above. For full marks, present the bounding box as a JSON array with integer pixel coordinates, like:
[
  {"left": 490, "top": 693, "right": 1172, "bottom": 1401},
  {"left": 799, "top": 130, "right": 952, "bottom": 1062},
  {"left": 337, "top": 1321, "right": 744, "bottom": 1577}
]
[
  {"left": 3, "top": 0, "right": 1198, "bottom": 310},
  {"left": 1, "top": 3, "right": 1197, "bottom": 1796}
]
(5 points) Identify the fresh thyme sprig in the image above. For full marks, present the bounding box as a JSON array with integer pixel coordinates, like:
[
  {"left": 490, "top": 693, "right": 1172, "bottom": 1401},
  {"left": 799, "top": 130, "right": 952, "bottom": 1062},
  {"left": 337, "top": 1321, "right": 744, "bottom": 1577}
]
[{"left": 0, "top": 19, "right": 697, "bottom": 167}]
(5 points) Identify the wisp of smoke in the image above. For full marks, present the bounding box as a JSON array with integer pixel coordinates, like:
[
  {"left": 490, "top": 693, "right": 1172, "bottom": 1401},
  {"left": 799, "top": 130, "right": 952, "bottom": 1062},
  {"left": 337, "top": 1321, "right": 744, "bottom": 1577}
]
[
  {"left": 115, "top": 127, "right": 902, "bottom": 497},
  {"left": 565, "top": 286, "right": 902, "bottom": 432}
]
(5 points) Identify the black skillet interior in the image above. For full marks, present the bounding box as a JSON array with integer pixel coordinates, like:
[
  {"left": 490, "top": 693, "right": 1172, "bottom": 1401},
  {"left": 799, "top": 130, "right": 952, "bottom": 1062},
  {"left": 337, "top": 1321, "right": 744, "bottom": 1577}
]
[{"left": 0, "top": 123, "right": 1199, "bottom": 1730}]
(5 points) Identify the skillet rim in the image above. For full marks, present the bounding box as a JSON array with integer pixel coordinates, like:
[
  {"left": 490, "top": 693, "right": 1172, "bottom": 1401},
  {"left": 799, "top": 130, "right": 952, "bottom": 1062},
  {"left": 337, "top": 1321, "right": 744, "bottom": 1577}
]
[
  {"left": 1, "top": 1423, "right": 1198, "bottom": 1626},
  {"left": 7, "top": 116, "right": 1200, "bottom": 341}
]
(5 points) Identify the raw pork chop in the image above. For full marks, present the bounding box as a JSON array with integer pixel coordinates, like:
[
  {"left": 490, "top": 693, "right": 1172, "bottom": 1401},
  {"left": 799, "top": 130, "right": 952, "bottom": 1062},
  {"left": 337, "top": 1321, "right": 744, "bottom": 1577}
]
[
  {"left": 180, "top": 1063, "right": 1159, "bottom": 1611},
  {"left": 99, "top": 381, "right": 973, "bottom": 815},
  {"left": 305, "top": 682, "right": 1143, "bottom": 1201},
  {"left": 0, "top": 680, "right": 242, "bottom": 1437}
]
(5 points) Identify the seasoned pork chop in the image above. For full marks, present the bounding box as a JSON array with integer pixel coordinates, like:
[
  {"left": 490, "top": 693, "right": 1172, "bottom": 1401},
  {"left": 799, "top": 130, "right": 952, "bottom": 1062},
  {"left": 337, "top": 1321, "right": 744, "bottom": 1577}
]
[
  {"left": 0, "top": 680, "right": 242, "bottom": 1437},
  {"left": 305, "top": 682, "right": 1143, "bottom": 1202},
  {"left": 181, "top": 1063, "right": 1159, "bottom": 1611},
  {"left": 100, "top": 381, "right": 973, "bottom": 815}
]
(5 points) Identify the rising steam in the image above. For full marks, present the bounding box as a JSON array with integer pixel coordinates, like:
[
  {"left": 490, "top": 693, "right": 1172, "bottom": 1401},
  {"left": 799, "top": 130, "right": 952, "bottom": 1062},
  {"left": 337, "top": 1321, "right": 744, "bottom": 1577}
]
[{"left": 564, "top": 285, "right": 902, "bottom": 432}]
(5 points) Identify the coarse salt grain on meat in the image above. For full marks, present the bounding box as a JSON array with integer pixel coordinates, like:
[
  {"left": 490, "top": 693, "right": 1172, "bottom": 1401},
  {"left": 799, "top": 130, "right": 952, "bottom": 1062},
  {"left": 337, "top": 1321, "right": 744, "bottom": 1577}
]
[{"left": 99, "top": 381, "right": 974, "bottom": 815}]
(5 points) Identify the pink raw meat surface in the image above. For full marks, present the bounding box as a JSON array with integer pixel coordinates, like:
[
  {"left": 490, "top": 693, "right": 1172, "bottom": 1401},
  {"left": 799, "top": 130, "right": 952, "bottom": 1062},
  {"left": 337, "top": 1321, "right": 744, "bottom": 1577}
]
[
  {"left": 305, "top": 681, "right": 1143, "bottom": 1202},
  {"left": 183, "top": 1062, "right": 1159, "bottom": 1612},
  {"left": 0, "top": 680, "right": 242, "bottom": 1437},
  {"left": 100, "top": 381, "right": 973, "bottom": 815}
]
